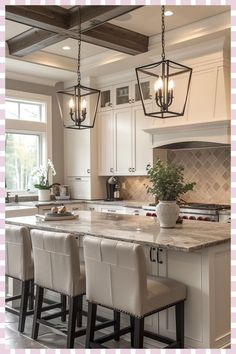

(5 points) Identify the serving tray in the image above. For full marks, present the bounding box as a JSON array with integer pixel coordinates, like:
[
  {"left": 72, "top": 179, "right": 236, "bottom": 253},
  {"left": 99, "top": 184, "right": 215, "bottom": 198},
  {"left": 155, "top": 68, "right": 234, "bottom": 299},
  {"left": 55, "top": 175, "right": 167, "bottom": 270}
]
[{"left": 35, "top": 213, "right": 79, "bottom": 221}]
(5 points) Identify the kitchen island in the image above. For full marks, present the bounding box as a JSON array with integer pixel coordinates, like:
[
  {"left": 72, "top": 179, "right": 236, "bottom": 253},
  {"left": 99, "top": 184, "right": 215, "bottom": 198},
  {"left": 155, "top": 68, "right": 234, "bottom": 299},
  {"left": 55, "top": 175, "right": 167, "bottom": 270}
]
[{"left": 6, "top": 212, "right": 230, "bottom": 349}]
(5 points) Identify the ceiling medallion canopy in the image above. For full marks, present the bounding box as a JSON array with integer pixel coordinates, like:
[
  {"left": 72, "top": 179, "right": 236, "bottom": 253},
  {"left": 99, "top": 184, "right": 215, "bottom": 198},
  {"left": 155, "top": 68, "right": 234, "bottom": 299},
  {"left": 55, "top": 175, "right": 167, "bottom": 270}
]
[
  {"left": 57, "top": 7, "right": 100, "bottom": 130},
  {"left": 135, "top": 6, "right": 192, "bottom": 119}
]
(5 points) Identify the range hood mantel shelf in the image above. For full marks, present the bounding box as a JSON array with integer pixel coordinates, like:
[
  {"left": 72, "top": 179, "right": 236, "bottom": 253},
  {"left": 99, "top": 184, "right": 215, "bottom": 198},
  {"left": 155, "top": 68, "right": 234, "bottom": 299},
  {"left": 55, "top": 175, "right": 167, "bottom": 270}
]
[{"left": 144, "top": 120, "right": 230, "bottom": 148}]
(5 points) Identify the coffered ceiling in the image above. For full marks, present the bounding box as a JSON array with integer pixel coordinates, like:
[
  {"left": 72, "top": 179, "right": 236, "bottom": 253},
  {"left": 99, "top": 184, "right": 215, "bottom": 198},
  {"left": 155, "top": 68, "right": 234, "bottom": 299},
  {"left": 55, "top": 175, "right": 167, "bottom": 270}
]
[{"left": 5, "top": 5, "right": 230, "bottom": 84}]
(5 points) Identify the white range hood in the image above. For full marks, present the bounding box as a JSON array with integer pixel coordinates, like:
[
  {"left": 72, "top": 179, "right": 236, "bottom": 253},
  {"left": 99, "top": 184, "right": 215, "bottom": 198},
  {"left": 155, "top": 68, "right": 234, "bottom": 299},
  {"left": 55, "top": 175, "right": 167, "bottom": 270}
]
[{"left": 144, "top": 120, "right": 230, "bottom": 149}]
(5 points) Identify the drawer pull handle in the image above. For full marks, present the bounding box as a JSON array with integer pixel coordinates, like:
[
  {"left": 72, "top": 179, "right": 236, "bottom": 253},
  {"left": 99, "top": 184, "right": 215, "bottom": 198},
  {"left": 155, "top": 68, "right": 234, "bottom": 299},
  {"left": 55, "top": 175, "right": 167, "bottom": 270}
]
[
  {"left": 149, "top": 247, "right": 156, "bottom": 262},
  {"left": 157, "top": 248, "right": 163, "bottom": 264}
]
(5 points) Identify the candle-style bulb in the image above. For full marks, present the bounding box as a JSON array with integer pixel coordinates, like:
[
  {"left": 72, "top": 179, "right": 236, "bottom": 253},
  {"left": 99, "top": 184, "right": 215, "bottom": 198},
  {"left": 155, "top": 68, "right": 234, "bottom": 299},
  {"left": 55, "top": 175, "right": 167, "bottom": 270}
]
[
  {"left": 168, "top": 79, "right": 174, "bottom": 90},
  {"left": 81, "top": 98, "right": 86, "bottom": 110},
  {"left": 69, "top": 98, "right": 74, "bottom": 109},
  {"left": 154, "top": 77, "right": 163, "bottom": 92}
]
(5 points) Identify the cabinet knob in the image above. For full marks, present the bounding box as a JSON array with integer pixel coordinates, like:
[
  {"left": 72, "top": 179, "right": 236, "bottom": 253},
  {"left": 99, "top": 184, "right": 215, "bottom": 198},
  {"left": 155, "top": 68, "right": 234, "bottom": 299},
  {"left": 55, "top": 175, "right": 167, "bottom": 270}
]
[
  {"left": 132, "top": 99, "right": 135, "bottom": 103},
  {"left": 87, "top": 169, "right": 90, "bottom": 174},
  {"left": 129, "top": 167, "right": 132, "bottom": 172},
  {"left": 109, "top": 103, "right": 112, "bottom": 107},
  {"left": 132, "top": 168, "right": 135, "bottom": 172},
  {"left": 128, "top": 99, "right": 132, "bottom": 104},
  {"left": 146, "top": 164, "right": 151, "bottom": 171},
  {"left": 110, "top": 168, "right": 114, "bottom": 173}
]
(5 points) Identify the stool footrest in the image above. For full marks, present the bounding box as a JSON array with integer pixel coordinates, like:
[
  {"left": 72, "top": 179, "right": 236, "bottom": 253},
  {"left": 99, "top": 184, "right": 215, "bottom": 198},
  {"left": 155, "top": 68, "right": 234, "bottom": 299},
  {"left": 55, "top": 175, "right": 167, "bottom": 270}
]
[
  {"left": 6, "top": 294, "right": 21, "bottom": 302},
  {"left": 95, "top": 325, "right": 131, "bottom": 344},
  {"left": 82, "top": 310, "right": 109, "bottom": 323},
  {"left": 42, "top": 310, "right": 69, "bottom": 321},
  {"left": 41, "top": 302, "right": 63, "bottom": 313},
  {"left": 144, "top": 329, "right": 175, "bottom": 345}
]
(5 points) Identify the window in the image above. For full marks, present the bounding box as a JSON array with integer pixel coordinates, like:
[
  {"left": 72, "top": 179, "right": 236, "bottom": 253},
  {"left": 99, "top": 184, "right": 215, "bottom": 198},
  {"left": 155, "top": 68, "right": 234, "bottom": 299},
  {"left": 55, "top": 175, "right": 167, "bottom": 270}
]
[{"left": 5, "top": 90, "right": 52, "bottom": 193}]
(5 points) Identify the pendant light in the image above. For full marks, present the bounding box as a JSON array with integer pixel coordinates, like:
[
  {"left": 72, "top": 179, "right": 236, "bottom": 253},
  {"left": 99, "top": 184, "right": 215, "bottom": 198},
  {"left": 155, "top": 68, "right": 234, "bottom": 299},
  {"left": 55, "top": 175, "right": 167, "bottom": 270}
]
[
  {"left": 57, "top": 7, "right": 100, "bottom": 129},
  {"left": 135, "top": 6, "right": 192, "bottom": 119}
]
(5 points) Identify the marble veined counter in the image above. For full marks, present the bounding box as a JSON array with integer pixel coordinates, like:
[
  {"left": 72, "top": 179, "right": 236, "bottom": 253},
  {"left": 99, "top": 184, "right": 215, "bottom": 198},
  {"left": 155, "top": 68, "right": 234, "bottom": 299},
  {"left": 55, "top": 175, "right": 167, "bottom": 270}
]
[{"left": 6, "top": 211, "right": 230, "bottom": 252}]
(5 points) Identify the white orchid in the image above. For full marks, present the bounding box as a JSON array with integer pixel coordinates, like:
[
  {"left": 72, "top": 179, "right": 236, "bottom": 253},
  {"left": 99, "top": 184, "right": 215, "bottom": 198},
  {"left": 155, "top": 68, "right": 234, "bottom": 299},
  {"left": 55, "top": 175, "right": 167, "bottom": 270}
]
[{"left": 32, "top": 159, "right": 56, "bottom": 190}]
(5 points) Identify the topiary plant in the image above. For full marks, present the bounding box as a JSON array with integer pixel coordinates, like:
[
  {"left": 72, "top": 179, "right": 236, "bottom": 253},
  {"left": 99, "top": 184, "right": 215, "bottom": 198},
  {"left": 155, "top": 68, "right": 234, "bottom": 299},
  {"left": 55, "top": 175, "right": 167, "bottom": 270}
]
[{"left": 147, "top": 159, "right": 196, "bottom": 201}]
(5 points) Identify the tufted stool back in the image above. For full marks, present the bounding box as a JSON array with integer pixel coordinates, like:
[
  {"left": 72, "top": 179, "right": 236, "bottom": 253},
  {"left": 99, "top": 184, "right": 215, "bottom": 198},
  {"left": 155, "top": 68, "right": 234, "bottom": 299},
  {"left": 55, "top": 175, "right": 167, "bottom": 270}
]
[
  {"left": 84, "top": 236, "right": 147, "bottom": 317},
  {"left": 31, "top": 230, "right": 85, "bottom": 297},
  {"left": 6, "top": 225, "right": 34, "bottom": 281}
]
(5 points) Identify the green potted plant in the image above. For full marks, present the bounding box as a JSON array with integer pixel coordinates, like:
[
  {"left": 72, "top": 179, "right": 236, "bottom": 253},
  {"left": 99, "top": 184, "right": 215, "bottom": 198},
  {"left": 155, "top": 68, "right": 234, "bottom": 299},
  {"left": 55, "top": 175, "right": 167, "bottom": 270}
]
[
  {"left": 147, "top": 159, "right": 196, "bottom": 228},
  {"left": 32, "top": 159, "right": 56, "bottom": 201}
]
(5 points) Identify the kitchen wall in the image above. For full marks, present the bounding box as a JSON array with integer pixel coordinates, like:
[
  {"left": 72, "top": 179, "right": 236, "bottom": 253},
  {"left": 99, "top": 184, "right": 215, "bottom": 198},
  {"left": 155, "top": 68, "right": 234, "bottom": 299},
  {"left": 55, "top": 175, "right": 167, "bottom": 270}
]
[
  {"left": 6, "top": 79, "right": 64, "bottom": 184},
  {"left": 120, "top": 146, "right": 230, "bottom": 205}
]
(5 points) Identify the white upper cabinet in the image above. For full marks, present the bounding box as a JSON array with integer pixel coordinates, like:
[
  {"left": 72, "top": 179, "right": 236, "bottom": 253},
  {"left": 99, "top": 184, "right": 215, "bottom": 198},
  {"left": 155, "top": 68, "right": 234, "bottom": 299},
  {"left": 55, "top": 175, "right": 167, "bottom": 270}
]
[
  {"left": 98, "top": 110, "right": 114, "bottom": 175},
  {"left": 113, "top": 82, "right": 132, "bottom": 109},
  {"left": 98, "top": 104, "right": 153, "bottom": 176},
  {"left": 64, "top": 128, "right": 90, "bottom": 177}
]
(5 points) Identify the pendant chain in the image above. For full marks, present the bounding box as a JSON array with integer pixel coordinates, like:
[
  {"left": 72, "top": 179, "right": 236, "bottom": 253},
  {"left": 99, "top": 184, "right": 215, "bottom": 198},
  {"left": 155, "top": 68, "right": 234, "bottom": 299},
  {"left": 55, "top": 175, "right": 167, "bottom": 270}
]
[
  {"left": 77, "top": 6, "right": 81, "bottom": 87},
  {"left": 161, "top": 5, "right": 165, "bottom": 61}
]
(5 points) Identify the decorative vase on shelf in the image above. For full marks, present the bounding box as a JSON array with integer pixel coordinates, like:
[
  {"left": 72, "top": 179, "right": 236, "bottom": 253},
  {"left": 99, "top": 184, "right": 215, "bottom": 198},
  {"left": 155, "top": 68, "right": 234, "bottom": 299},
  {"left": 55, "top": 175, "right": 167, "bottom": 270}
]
[
  {"left": 156, "top": 201, "right": 180, "bottom": 228},
  {"left": 38, "top": 189, "right": 51, "bottom": 202}
]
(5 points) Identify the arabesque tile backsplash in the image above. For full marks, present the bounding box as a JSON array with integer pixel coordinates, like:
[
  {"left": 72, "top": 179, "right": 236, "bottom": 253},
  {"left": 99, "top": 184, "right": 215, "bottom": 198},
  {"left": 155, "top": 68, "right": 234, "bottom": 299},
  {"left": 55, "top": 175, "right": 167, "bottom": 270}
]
[{"left": 120, "top": 147, "right": 230, "bottom": 205}]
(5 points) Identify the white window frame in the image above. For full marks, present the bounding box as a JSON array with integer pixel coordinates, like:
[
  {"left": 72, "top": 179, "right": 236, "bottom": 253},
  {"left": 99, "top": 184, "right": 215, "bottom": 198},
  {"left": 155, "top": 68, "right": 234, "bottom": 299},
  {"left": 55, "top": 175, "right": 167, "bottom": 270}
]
[{"left": 6, "top": 89, "right": 52, "bottom": 194}]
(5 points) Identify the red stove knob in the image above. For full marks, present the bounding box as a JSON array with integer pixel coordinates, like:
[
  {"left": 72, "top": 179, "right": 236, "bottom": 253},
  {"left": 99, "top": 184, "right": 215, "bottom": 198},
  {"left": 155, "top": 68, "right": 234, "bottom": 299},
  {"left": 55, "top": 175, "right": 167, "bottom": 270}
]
[
  {"left": 197, "top": 216, "right": 203, "bottom": 221},
  {"left": 182, "top": 215, "right": 188, "bottom": 219},
  {"left": 152, "top": 213, "right": 157, "bottom": 217},
  {"left": 189, "top": 216, "right": 196, "bottom": 220},
  {"left": 146, "top": 212, "right": 151, "bottom": 216},
  {"left": 204, "top": 217, "right": 210, "bottom": 221}
]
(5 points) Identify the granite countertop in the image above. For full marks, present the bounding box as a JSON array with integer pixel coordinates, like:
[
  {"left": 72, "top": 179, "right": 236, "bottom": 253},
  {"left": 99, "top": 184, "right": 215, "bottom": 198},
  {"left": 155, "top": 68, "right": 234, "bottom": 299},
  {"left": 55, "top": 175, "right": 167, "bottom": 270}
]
[
  {"left": 6, "top": 211, "right": 230, "bottom": 252},
  {"left": 7, "top": 199, "right": 147, "bottom": 209}
]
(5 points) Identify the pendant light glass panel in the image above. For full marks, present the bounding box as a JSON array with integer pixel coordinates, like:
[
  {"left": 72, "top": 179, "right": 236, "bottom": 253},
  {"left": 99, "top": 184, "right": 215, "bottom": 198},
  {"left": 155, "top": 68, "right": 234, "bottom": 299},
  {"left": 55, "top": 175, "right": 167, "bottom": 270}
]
[
  {"left": 136, "top": 59, "right": 192, "bottom": 119},
  {"left": 57, "top": 84, "right": 100, "bottom": 129}
]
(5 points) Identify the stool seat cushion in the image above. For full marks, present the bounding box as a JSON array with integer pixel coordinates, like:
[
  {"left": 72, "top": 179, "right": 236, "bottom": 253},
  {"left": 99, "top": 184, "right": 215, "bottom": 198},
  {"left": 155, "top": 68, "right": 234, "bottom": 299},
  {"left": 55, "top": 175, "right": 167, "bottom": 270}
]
[
  {"left": 31, "top": 230, "right": 85, "bottom": 297},
  {"left": 144, "top": 275, "right": 186, "bottom": 316},
  {"left": 6, "top": 225, "right": 34, "bottom": 281}
]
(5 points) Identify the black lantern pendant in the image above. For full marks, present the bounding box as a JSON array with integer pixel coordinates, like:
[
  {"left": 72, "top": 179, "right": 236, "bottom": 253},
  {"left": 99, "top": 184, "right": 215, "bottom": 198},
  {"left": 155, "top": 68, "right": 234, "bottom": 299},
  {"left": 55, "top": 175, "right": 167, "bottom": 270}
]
[
  {"left": 57, "top": 7, "right": 100, "bottom": 129},
  {"left": 135, "top": 6, "right": 192, "bottom": 119}
]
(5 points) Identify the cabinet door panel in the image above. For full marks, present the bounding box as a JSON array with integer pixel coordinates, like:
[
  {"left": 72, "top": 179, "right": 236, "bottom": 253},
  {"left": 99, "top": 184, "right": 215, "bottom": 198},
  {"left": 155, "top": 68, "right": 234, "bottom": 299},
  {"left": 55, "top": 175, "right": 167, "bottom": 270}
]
[
  {"left": 113, "top": 83, "right": 132, "bottom": 109},
  {"left": 114, "top": 108, "right": 132, "bottom": 175},
  {"left": 64, "top": 129, "right": 90, "bottom": 176},
  {"left": 132, "top": 105, "right": 153, "bottom": 175},
  {"left": 98, "top": 111, "right": 114, "bottom": 175}
]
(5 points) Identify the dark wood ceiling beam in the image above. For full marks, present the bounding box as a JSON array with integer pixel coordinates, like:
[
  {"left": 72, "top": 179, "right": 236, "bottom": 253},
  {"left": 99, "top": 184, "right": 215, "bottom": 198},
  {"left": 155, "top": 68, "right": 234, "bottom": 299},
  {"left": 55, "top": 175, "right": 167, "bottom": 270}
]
[
  {"left": 7, "top": 28, "right": 68, "bottom": 57},
  {"left": 82, "top": 23, "right": 148, "bottom": 55},
  {"left": 69, "top": 5, "right": 142, "bottom": 32},
  {"left": 6, "top": 6, "right": 70, "bottom": 33}
]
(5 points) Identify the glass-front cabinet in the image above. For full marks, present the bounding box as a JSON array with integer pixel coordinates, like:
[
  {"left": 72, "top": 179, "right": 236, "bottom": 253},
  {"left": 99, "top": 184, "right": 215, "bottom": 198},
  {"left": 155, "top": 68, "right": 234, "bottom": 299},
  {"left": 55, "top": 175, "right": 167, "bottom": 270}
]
[
  {"left": 99, "top": 87, "right": 113, "bottom": 111},
  {"left": 98, "top": 78, "right": 153, "bottom": 111}
]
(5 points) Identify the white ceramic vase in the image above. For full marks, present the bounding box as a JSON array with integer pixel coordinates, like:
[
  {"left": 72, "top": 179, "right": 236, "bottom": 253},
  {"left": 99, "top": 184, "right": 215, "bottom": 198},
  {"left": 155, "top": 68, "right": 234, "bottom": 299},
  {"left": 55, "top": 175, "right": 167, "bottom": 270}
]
[
  {"left": 156, "top": 201, "right": 180, "bottom": 228},
  {"left": 38, "top": 189, "right": 51, "bottom": 202}
]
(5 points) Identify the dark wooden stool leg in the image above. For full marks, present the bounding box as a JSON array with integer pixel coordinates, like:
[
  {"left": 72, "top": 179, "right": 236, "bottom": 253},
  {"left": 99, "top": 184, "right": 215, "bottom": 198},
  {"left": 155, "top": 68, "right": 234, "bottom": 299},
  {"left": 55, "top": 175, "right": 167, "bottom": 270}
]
[
  {"left": 133, "top": 317, "right": 144, "bottom": 348},
  {"left": 28, "top": 280, "right": 34, "bottom": 310},
  {"left": 175, "top": 301, "right": 185, "bottom": 348},
  {"left": 18, "top": 280, "right": 30, "bottom": 332},
  {"left": 31, "top": 286, "right": 44, "bottom": 340},
  {"left": 67, "top": 296, "right": 78, "bottom": 348},
  {"left": 130, "top": 316, "right": 134, "bottom": 347},
  {"left": 114, "top": 310, "right": 120, "bottom": 341},
  {"left": 76, "top": 294, "right": 83, "bottom": 327},
  {"left": 85, "top": 302, "right": 97, "bottom": 348},
  {"left": 61, "top": 295, "right": 67, "bottom": 322}
]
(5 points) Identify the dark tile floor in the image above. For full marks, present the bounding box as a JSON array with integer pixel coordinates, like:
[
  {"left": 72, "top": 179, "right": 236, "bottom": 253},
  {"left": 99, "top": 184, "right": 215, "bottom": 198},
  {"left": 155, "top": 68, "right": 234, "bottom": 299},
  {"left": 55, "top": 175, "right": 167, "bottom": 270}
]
[{"left": 5, "top": 311, "right": 160, "bottom": 349}]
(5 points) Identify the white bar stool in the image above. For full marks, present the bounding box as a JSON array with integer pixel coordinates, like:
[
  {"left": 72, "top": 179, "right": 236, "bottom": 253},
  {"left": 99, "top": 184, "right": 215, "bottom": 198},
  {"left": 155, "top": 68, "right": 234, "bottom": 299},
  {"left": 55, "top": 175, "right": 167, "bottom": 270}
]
[
  {"left": 84, "top": 236, "right": 187, "bottom": 349},
  {"left": 30, "top": 229, "right": 86, "bottom": 348},
  {"left": 5, "top": 225, "right": 34, "bottom": 332}
]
